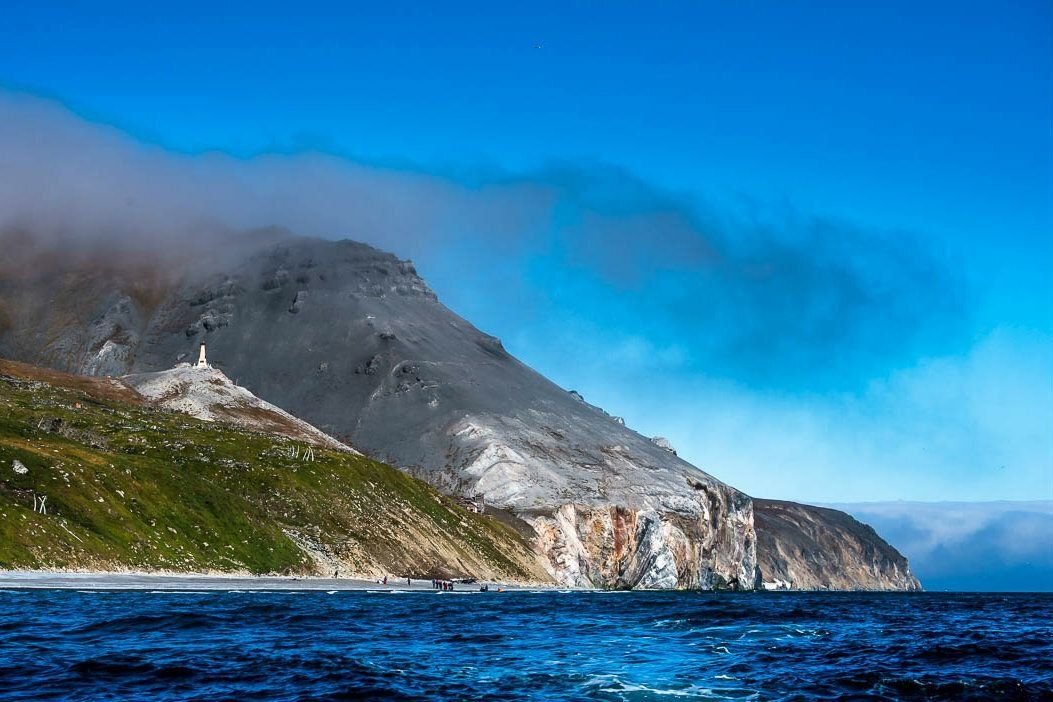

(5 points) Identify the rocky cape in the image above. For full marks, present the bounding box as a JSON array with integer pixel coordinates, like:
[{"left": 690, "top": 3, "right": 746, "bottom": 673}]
[
  {"left": 754, "top": 500, "right": 920, "bottom": 591},
  {"left": 0, "top": 231, "right": 919, "bottom": 590}
]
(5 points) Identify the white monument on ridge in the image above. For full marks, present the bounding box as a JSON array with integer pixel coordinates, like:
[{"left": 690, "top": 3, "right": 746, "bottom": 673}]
[{"left": 194, "top": 341, "right": 210, "bottom": 369}]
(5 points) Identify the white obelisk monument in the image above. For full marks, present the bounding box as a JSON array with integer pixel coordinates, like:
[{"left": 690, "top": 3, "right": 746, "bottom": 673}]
[{"left": 194, "top": 341, "right": 209, "bottom": 369}]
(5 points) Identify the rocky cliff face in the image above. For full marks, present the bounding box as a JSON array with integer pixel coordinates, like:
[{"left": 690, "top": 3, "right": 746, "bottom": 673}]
[
  {"left": 754, "top": 499, "right": 921, "bottom": 591},
  {"left": 0, "top": 231, "right": 915, "bottom": 590}
]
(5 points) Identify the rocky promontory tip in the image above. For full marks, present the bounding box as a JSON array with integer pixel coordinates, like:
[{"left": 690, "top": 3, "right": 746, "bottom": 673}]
[{"left": 754, "top": 499, "right": 921, "bottom": 591}]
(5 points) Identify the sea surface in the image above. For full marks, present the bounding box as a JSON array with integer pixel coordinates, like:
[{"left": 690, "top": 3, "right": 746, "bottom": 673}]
[{"left": 1, "top": 589, "right": 1050, "bottom": 701}]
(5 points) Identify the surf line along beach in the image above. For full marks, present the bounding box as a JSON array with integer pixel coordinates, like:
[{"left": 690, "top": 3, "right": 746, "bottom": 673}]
[{"left": 0, "top": 571, "right": 571, "bottom": 592}]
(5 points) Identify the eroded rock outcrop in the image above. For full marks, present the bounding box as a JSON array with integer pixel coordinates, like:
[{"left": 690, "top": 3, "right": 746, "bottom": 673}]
[
  {"left": 438, "top": 414, "right": 757, "bottom": 588},
  {"left": 530, "top": 503, "right": 755, "bottom": 589}
]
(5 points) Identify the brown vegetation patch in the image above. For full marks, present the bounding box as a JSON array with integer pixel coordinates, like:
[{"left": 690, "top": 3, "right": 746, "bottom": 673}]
[
  {"left": 213, "top": 404, "right": 319, "bottom": 444},
  {"left": 0, "top": 358, "right": 144, "bottom": 405}
]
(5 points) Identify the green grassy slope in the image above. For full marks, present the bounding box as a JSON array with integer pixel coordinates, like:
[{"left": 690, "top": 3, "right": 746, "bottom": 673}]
[{"left": 0, "top": 359, "right": 549, "bottom": 581}]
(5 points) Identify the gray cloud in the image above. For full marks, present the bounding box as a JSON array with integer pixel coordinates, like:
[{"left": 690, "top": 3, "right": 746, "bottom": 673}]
[
  {"left": 500, "top": 165, "right": 968, "bottom": 387},
  {"left": 0, "top": 90, "right": 967, "bottom": 388},
  {"left": 0, "top": 92, "right": 553, "bottom": 253}
]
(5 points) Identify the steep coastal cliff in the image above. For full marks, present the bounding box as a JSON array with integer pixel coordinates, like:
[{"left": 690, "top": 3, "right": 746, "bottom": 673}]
[{"left": 754, "top": 499, "right": 921, "bottom": 590}]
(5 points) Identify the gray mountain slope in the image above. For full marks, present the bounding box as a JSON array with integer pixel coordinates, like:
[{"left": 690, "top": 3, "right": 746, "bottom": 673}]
[{"left": 0, "top": 231, "right": 917, "bottom": 589}]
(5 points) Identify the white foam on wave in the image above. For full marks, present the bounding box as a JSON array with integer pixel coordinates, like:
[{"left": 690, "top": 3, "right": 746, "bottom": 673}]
[
  {"left": 148, "top": 590, "right": 206, "bottom": 594},
  {"left": 561, "top": 589, "right": 629, "bottom": 596},
  {"left": 584, "top": 674, "right": 723, "bottom": 698}
]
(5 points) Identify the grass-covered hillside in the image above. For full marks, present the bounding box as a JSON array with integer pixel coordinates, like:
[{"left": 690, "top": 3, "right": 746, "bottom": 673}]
[{"left": 0, "top": 359, "right": 550, "bottom": 581}]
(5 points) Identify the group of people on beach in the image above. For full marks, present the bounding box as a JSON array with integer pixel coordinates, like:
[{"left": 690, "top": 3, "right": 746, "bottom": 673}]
[{"left": 431, "top": 579, "right": 456, "bottom": 591}]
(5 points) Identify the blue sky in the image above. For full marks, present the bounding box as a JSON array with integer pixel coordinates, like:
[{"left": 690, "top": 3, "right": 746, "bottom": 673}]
[{"left": 1, "top": 1, "right": 1050, "bottom": 503}]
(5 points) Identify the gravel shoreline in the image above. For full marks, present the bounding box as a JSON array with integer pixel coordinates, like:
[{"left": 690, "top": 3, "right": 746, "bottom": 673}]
[{"left": 0, "top": 571, "right": 565, "bottom": 592}]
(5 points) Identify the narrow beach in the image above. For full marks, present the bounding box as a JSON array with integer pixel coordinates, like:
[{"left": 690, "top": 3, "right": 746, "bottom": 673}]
[{"left": 0, "top": 571, "right": 559, "bottom": 592}]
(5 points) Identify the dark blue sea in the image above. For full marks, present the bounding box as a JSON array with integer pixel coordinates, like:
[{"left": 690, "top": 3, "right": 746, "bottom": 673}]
[{"left": 1, "top": 590, "right": 1050, "bottom": 701}]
